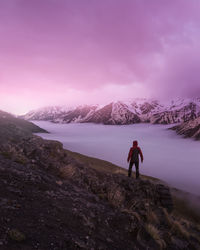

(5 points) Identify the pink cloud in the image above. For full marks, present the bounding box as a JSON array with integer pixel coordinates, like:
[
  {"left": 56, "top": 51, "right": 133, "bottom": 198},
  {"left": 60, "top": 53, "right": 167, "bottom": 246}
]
[{"left": 0, "top": 0, "right": 200, "bottom": 113}]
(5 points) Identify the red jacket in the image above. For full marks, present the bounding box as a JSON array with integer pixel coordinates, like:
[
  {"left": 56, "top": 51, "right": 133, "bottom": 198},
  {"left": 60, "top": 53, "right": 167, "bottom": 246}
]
[{"left": 127, "top": 141, "right": 143, "bottom": 162}]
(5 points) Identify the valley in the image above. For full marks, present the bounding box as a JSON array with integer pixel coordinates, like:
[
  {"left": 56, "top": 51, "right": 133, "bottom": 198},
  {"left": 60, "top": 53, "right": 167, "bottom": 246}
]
[{"left": 33, "top": 121, "right": 200, "bottom": 195}]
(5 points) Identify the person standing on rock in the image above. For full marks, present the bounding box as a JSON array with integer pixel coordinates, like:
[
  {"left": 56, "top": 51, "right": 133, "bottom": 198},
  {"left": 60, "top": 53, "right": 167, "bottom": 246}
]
[{"left": 127, "top": 140, "right": 143, "bottom": 179}]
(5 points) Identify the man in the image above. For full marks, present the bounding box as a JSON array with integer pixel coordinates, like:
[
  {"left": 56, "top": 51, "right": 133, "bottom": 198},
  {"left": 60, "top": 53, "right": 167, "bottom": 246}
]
[{"left": 127, "top": 140, "right": 143, "bottom": 179}]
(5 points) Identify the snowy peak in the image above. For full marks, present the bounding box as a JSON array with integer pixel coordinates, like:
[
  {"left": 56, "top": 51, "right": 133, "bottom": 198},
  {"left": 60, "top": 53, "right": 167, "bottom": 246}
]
[
  {"left": 128, "top": 99, "right": 164, "bottom": 119},
  {"left": 110, "top": 102, "right": 140, "bottom": 124},
  {"left": 150, "top": 98, "right": 200, "bottom": 124},
  {"left": 55, "top": 105, "right": 99, "bottom": 123},
  {"left": 22, "top": 106, "right": 73, "bottom": 121},
  {"left": 172, "top": 116, "right": 200, "bottom": 140},
  {"left": 84, "top": 101, "right": 141, "bottom": 125},
  {"left": 21, "top": 98, "right": 200, "bottom": 125}
]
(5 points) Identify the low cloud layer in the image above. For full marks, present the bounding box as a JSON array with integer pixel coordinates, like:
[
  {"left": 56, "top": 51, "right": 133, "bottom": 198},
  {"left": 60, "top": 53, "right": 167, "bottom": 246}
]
[{"left": 0, "top": 0, "right": 200, "bottom": 113}]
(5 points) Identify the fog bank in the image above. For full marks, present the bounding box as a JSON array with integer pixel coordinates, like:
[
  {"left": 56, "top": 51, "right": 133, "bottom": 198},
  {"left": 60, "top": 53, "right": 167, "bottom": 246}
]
[{"left": 34, "top": 122, "right": 200, "bottom": 195}]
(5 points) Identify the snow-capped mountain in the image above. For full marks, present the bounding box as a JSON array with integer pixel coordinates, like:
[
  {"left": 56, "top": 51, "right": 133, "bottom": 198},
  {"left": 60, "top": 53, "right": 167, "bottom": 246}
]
[
  {"left": 150, "top": 98, "right": 200, "bottom": 124},
  {"left": 128, "top": 99, "right": 164, "bottom": 122},
  {"left": 171, "top": 116, "right": 200, "bottom": 140},
  {"left": 21, "top": 99, "right": 160, "bottom": 125},
  {"left": 54, "top": 105, "right": 99, "bottom": 123},
  {"left": 21, "top": 98, "right": 200, "bottom": 125},
  {"left": 23, "top": 106, "right": 74, "bottom": 121},
  {"left": 85, "top": 102, "right": 141, "bottom": 125}
]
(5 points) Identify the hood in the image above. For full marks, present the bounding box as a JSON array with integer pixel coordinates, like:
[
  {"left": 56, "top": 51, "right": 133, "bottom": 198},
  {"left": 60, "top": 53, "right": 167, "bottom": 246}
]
[{"left": 133, "top": 140, "right": 138, "bottom": 147}]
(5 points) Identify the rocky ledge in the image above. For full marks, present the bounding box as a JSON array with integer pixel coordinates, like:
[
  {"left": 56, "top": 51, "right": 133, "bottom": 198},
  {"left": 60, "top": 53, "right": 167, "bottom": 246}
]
[{"left": 0, "top": 111, "right": 200, "bottom": 249}]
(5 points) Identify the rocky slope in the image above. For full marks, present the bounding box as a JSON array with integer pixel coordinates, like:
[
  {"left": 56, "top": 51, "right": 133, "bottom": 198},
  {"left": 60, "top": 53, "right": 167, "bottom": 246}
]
[
  {"left": 22, "top": 98, "right": 200, "bottom": 125},
  {"left": 0, "top": 111, "right": 200, "bottom": 249},
  {"left": 150, "top": 99, "right": 200, "bottom": 124},
  {"left": 171, "top": 116, "right": 200, "bottom": 140}
]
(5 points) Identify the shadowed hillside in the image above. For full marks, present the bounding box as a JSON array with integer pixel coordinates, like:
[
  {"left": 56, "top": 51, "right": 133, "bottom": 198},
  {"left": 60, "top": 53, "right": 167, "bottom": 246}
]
[{"left": 0, "top": 110, "right": 47, "bottom": 136}]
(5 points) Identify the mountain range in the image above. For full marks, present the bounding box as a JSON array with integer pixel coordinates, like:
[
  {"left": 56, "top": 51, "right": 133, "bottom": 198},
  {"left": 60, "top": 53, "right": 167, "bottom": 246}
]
[{"left": 22, "top": 98, "right": 200, "bottom": 125}]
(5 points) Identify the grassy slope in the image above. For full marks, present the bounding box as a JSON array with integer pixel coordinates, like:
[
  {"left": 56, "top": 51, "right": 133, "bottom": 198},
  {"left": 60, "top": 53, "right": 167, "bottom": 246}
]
[
  {"left": 65, "top": 149, "right": 160, "bottom": 181},
  {"left": 66, "top": 149, "right": 200, "bottom": 224}
]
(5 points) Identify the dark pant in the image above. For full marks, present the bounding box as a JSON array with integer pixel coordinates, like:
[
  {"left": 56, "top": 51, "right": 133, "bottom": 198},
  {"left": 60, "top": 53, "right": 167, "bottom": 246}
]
[{"left": 128, "top": 161, "right": 139, "bottom": 179}]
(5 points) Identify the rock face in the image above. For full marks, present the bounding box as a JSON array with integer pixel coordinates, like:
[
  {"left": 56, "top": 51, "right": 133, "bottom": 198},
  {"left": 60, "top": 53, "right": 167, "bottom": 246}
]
[
  {"left": 21, "top": 98, "right": 200, "bottom": 125},
  {"left": 0, "top": 112, "right": 200, "bottom": 249},
  {"left": 150, "top": 99, "right": 200, "bottom": 124},
  {"left": 171, "top": 116, "right": 200, "bottom": 140}
]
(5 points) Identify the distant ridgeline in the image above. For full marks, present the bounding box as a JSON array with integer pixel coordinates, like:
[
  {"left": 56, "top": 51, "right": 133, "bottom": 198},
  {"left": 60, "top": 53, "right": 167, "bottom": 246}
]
[
  {"left": 21, "top": 98, "right": 200, "bottom": 140},
  {"left": 0, "top": 110, "right": 200, "bottom": 249},
  {"left": 21, "top": 98, "right": 200, "bottom": 125}
]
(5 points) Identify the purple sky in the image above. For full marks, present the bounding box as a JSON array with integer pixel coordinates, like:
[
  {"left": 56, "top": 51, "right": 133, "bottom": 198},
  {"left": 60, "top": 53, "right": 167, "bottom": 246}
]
[{"left": 1, "top": 0, "right": 200, "bottom": 114}]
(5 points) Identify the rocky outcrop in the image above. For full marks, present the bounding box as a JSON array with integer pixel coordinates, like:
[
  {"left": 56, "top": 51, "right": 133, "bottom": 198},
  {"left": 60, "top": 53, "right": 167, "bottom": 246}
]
[
  {"left": 0, "top": 113, "right": 200, "bottom": 249},
  {"left": 171, "top": 116, "right": 200, "bottom": 140}
]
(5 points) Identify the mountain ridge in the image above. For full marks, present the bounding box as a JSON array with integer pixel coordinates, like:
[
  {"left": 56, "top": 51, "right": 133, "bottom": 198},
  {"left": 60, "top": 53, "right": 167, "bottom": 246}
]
[{"left": 21, "top": 98, "right": 200, "bottom": 126}]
